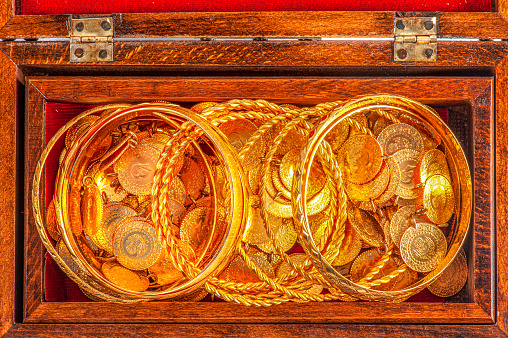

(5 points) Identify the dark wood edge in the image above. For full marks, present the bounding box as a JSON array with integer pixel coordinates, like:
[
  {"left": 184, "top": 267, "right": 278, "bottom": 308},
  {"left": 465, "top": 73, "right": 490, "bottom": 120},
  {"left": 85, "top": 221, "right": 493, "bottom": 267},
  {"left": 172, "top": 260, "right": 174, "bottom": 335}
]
[
  {"left": 23, "top": 82, "right": 46, "bottom": 321},
  {"left": 0, "top": 48, "right": 18, "bottom": 337},
  {"left": 5, "top": 323, "right": 508, "bottom": 337},
  {"left": 21, "top": 76, "right": 494, "bottom": 325},
  {"left": 471, "top": 82, "right": 495, "bottom": 318},
  {"left": 3, "top": 40, "right": 506, "bottom": 68},
  {"left": 495, "top": 55, "right": 508, "bottom": 336},
  {"left": 24, "top": 302, "right": 493, "bottom": 324},
  {"left": 0, "top": 12, "right": 507, "bottom": 40}
]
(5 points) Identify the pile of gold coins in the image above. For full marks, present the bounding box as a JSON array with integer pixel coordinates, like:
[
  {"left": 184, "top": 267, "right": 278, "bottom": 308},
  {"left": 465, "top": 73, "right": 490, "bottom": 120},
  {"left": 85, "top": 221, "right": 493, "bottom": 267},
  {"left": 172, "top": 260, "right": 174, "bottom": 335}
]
[{"left": 33, "top": 95, "right": 471, "bottom": 305}]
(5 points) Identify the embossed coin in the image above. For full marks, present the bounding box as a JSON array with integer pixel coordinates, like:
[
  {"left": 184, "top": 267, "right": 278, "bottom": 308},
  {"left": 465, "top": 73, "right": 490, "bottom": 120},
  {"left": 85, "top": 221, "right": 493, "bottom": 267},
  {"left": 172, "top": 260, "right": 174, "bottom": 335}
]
[
  {"left": 113, "top": 217, "right": 162, "bottom": 270},
  {"left": 392, "top": 149, "right": 421, "bottom": 199},
  {"left": 91, "top": 203, "right": 137, "bottom": 252},
  {"left": 258, "top": 218, "right": 298, "bottom": 253},
  {"left": 166, "top": 198, "right": 187, "bottom": 226},
  {"left": 280, "top": 149, "right": 326, "bottom": 199},
  {"left": 168, "top": 176, "right": 187, "bottom": 205},
  {"left": 245, "top": 208, "right": 283, "bottom": 247},
  {"left": 325, "top": 120, "right": 350, "bottom": 151},
  {"left": 180, "top": 157, "right": 206, "bottom": 205},
  {"left": 65, "top": 115, "right": 100, "bottom": 149},
  {"left": 46, "top": 199, "right": 60, "bottom": 241},
  {"left": 398, "top": 114, "right": 441, "bottom": 150},
  {"left": 273, "top": 127, "right": 306, "bottom": 157},
  {"left": 114, "top": 142, "right": 160, "bottom": 196},
  {"left": 346, "top": 162, "right": 390, "bottom": 202},
  {"left": 348, "top": 205, "right": 384, "bottom": 247},
  {"left": 81, "top": 184, "right": 103, "bottom": 238},
  {"left": 338, "top": 134, "right": 383, "bottom": 184},
  {"left": 390, "top": 205, "right": 416, "bottom": 248},
  {"left": 148, "top": 252, "right": 185, "bottom": 286},
  {"left": 377, "top": 123, "right": 423, "bottom": 156},
  {"left": 332, "top": 221, "right": 363, "bottom": 266},
  {"left": 400, "top": 222, "right": 447, "bottom": 272},
  {"left": 428, "top": 248, "right": 467, "bottom": 297},
  {"left": 180, "top": 207, "right": 212, "bottom": 250},
  {"left": 310, "top": 213, "right": 333, "bottom": 246},
  {"left": 101, "top": 260, "right": 150, "bottom": 292},
  {"left": 423, "top": 174, "right": 455, "bottom": 225},
  {"left": 418, "top": 149, "right": 451, "bottom": 184},
  {"left": 248, "top": 165, "right": 262, "bottom": 195}
]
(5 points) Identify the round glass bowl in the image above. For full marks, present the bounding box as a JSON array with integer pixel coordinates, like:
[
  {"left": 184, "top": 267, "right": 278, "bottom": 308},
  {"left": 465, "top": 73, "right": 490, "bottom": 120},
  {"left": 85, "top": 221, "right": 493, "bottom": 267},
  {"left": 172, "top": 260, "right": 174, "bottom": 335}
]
[
  {"left": 293, "top": 94, "right": 472, "bottom": 302},
  {"left": 33, "top": 103, "right": 248, "bottom": 301}
]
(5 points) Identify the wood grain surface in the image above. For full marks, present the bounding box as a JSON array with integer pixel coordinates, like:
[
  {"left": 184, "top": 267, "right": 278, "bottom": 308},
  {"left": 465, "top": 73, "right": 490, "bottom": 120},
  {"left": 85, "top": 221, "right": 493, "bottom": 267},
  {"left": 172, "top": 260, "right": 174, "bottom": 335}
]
[
  {"left": 1, "top": 12, "right": 508, "bottom": 40},
  {"left": 0, "top": 45, "right": 17, "bottom": 337},
  {"left": 3, "top": 40, "right": 507, "bottom": 69}
]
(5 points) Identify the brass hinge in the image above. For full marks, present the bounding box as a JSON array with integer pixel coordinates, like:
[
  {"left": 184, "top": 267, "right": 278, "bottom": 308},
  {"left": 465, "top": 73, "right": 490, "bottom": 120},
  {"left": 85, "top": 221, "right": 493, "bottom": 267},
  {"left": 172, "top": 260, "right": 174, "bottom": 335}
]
[
  {"left": 70, "top": 17, "right": 114, "bottom": 62},
  {"left": 394, "top": 16, "right": 437, "bottom": 62}
]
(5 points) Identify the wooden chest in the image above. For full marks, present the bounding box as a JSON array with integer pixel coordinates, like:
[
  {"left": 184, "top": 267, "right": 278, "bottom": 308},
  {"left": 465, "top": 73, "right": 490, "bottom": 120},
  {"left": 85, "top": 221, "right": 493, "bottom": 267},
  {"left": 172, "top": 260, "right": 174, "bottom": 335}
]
[{"left": 1, "top": 1, "right": 508, "bottom": 336}]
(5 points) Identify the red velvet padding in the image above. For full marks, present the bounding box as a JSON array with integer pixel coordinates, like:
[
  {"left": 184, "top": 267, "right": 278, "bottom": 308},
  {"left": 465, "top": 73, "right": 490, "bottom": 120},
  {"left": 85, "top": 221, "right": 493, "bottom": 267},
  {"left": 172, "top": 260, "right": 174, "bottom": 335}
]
[
  {"left": 43, "top": 101, "right": 447, "bottom": 302},
  {"left": 20, "top": 0, "right": 490, "bottom": 16}
]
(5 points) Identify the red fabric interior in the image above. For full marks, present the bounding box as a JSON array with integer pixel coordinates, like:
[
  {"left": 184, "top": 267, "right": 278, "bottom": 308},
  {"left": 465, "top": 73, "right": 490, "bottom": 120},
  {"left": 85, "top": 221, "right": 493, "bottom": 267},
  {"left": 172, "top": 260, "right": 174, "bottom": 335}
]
[
  {"left": 20, "top": 0, "right": 490, "bottom": 15},
  {"left": 44, "top": 101, "right": 447, "bottom": 302}
]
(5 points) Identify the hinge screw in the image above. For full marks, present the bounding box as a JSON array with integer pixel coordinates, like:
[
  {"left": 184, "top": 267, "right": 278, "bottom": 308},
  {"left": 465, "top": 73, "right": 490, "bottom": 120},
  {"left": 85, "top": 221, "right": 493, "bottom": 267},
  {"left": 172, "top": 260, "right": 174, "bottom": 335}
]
[
  {"left": 397, "top": 48, "right": 408, "bottom": 60},
  {"left": 424, "top": 48, "right": 434, "bottom": 58},
  {"left": 75, "top": 22, "right": 84, "bottom": 32},
  {"left": 98, "top": 49, "right": 108, "bottom": 59},
  {"left": 101, "top": 20, "right": 111, "bottom": 31},
  {"left": 74, "top": 48, "right": 84, "bottom": 58},
  {"left": 396, "top": 20, "right": 405, "bottom": 30},
  {"left": 424, "top": 21, "right": 434, "bottom": 30}
]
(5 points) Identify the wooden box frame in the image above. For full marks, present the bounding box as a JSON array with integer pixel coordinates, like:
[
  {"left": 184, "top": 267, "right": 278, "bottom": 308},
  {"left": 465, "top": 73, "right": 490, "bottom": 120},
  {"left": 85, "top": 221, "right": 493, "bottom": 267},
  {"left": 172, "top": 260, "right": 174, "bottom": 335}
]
[{"left": 1, "top": 1, "right": 508, "bottom": 337}]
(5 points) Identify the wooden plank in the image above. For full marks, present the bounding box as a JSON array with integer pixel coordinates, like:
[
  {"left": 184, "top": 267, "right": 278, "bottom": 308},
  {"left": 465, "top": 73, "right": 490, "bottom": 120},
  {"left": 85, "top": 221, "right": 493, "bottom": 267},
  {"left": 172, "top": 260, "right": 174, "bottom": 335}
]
[
  {"left": 1, "top": 12, "right": 508, "bottom": 40},
  {"left": 6, "top": 323, "right": 507, "bottom": 337},
  {"left": 4, "top": 40, "right": 506, "bottom": 68},
  {"left": 25, "top": 302, "right": 493, "bottom": 324},
  {"left": 495, "top": 56, "right": 508, "bottom": 336},
  {"left": 471, "top": 83, "right": 495, "bottom": 318},
  {"left": 0, "top": 45, "right": 18, "bottom": 336},
  {"left": 23, "top": 82, "right": 46, "bottom": 320},
  {"left": 28, "top": 77, "right": 492, "bottom": 105}
]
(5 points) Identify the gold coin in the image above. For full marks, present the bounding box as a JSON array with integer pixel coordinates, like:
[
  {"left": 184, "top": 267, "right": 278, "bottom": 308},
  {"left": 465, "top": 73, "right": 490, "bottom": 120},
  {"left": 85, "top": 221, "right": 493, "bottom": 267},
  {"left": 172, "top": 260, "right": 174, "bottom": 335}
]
[
  {"left": 377, "top": 123, "right": 423, "bottom": 156},
  {"left": 350, "top": 249, "right": 400, "bottom": 291},
  {"left": 391, "top": 266, "right": 419, "bottom": 291},
  {"left": 180, "top": 157, "right": 206, "bottom": 205},
  {"left": 180, "top": 207, "right": 212, "bottom": 250},
  {"left": 90, "top": 133, "right": 113, "bottom": 162},
  {"left": 345, "top": 162, "right": 390, "bottom": 202},
  {"left": 148, "top": 252, "right": 185, "bottom": 286},
  {"left": 372, "top": 116, "right": 391, "bottom": 137},
  {"left": 81, "top": 184, "right": 103, "bottom": 238},
  {"left": 264, "top": 165, "right": 286, "bottom": 198},
  {"left": 92, "top": 202, "right": 138, "bottom": 252},
  {"left": 347, "top": 113, "right": 369, "bottom": 138},
  {"left": 332, "top": 221, "right": 362, "bottom": 266},
  {"left": 114, "top": 142, "right": 160, "bottom": 196},
  {"left": 97, "top": 177, "right": 128, "bottom": 203},
  {"left": 257, "top": 218, "right": 298, "bottom": 254},
  {"left": 46, "top": 199, "right": 60, "bottom": 241},
  {"left": 418, "top": 149, "right": 451, "bottom": 184},
  {"left": 398, "top": 114, "right": 441, "bottom": 150},
  {"left": 226, "top": 254, "right": 275, "bottom": 283},
  {"left": 325, "top": 120, "right": 350, "bottom": 151},
  {"left": 65, "top": 115, "right": 100, "bottom": 149},
  {"left": 68, "top": 186, "right": 84, "bottom": 236},
  {"left": 347, "top": 205, "right": 384, "bottom": 247},
  {"left": 338, "top": 134, "right": 383, "bottom": 184},
  {"left": 191, "top": 101, "right": 218, "bottom": 113},
  {"left": 166, "top": 198, "right": 187, "bottom": 226},
  {"left": 400, "top": 222, "right": 447, "bottom": 272},
  {"left": 375, "top": 158, "right": 401, "bottom": 204},
  {"left": 273, "top": 127, "right": 306, "bottom": 157},
  {"left": 310, "top": 212, "right": 333, "bottom": 246},
  {"left": 390, "top": 205, "right": 416, "bottom": 248},
  {"left": 113, "top": 217, "right": 162, "bottom": 270},
  {"left": 76, "top": 235, "right": 101, "bottom": 270},
  {"left": 244, "top": 208, "right": 282, "bottom": 247},
  {"left": 272, "top": 165, "right": 292, "bottom": 200},
  {"left": 392, "top": 149, "right": 421, "bottom": 199},
  {"left": 423, "top": 174, "right": 455, "bottom": 224},
  {"left": 220, "top": 119, "right": 264, "bottom": 171},
  {"left": 168, "top": 176, "right": 187, "bottom": 205},
  {"left": 101, "top": 260, "right": 150, "bottom": 292},
  {"left": 280, "top": 149, "right": 326, "bottom": 199},
  {"left": 428, "top": 248, "right": 467, "bottom": 297}
]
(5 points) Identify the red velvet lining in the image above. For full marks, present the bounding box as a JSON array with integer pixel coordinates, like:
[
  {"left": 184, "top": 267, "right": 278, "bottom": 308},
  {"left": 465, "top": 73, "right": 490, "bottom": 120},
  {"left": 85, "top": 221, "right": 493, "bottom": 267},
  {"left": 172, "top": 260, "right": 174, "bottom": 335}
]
[
  {"left": 44, "top": 101, "right": 447, "bottom": 303},
  {"left": 20, "top": 0, "right": 491, "bottom": 16}
]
